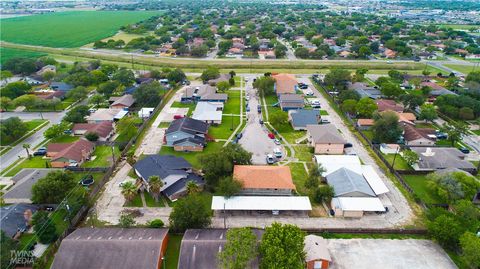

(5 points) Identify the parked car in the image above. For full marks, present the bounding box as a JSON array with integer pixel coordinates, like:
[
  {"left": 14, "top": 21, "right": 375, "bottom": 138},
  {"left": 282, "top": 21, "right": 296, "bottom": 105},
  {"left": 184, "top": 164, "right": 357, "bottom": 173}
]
[
  {"left": 311, "top": 100, "right": 321, "bottom": 108},
  {"left": 259, "top": 119, "right": 264, "bottom": 124},
  {"left": 266, "top": 154, "right": 275, "bottom": 164},
  {"left": 344, "top": 143, "right": 353, "bottom": 148},
  {"left": 245, "top": 94, "right": 250, "bottom": 101},
  {"left": 246, "top": 106, "right": 250, "bottom": 112},
  {"left": 257, "top": 105, "right": 261, "bottom": 113},
  {"left": 33, "top": 147, "right": 47, "bottom": 156},
  {"left": 305, "top": 89, "right": 314, "bottom": 96},
  {"left": 88, "top": 108, "right": 97, "bottom": 113},
  {"left": 273, "top": 148, "right": 282, "bottom": 158},
  {"left": 274, "top": 139, "right": 281, "bottom": 145},
  {"left": 236, "top": 132, "right": 243, "bottom": 139},
  {"left": 268, "top": 133, "right": 275, "bottom": 139},
  {"left": 435, "top": 131, "right": 448, "bottom": 140},
  {"left": 174, "top": 115, "right": 184, "bottom": 120},
  {"left": 459, "top": 147, "right": 470, "bottom": 154}
]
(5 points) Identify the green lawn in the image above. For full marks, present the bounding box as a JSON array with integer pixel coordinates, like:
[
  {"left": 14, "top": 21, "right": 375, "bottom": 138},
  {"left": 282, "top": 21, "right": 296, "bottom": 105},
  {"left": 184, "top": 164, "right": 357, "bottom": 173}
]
[
  {"left": 293, "top": 145, "right": 313, "bottom": 162},
  {"left": 288, "top": 162, "right": 309, "bottom": 195},
  {"left": 50, "top": 135, "right": 79, "bottom": 143},
  {"left": 443, "top": 64, "right": 476, "bottom": 74},
  {"left": 382, "top": 153, "right": 412, "bottom": 171},
  {"left": 82, "top": 145, "right": 120, "bottom": 168},
  {"left": 208, "top": 116, "right": 240, "bottom": 139},
  {"left": 0, "top": 119, "right": 48, "bottom": 146},
  {"left": 159, "top": 142, "right": 224, "bottom": 169},
  {"left": 1, "top": 11, "right": 160, "bottom": 47},
  {"left": 0, "top": 47, "right": 47, "bottom": 64},
  {"left": 320, "top": 110, "right": 329, "bottom": 115},
  {"left": 471, "top": 130, "right": 480, "bottom": 135},
  {"left": 144, "top": 192, "right": 165, "bottom": 207},
  {"left": 164, "top": 234, "right": 183, "bottom": 269},
  {"left": 171, "top": 101, "right": 196, "bottom": 109},
  {"left": 124, "top": 192, "right": 143, "bottom": 207},
  {"left": 403, "top": 175, "right": 442, "bottom": 204},
  {"left": 5, "top": 156, "right": 50, "bottom": 177},
  {"left": 158, "top": 122, "right": 171, "bottom": 128},
  {"left": 438, "top": 24, "right": 479, "bottom": 30},
  {"left": 223, "top": 90, "right": 241, "bottom": 115},
  {"left": 17, "top": 233, "right": 36, "bottom": 250}
]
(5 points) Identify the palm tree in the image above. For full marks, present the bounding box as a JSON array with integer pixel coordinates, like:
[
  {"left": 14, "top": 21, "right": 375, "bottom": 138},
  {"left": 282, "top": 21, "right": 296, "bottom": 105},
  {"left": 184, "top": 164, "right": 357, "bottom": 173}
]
[
  {"left": 148, "top": 176, "right": 163, "bottom": 202},
  {"left": 23, "top": 144, "right": 31, "bottom": 159},
  {"left": 186, "top": 180, "right": 200, "bottom": 195},
  {"left": 121, "top": 181, "right": 137, "bottom": 203}
]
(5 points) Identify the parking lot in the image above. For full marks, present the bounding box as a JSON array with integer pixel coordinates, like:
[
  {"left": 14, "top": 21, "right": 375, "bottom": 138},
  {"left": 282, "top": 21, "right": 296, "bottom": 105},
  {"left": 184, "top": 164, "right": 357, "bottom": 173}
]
[
  {"left": 327, "top": 239, "right": 456, "bottom": 269},
  {"left": 239, "top": 77, "right": 284, "bottom": 164}
]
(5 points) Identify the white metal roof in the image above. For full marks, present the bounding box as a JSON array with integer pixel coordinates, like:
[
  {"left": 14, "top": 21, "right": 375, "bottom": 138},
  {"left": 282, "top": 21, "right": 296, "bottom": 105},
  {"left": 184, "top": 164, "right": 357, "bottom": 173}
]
[
  {"left": 192, "top": 102, "right": 223, "bottom": 122},
  {"left": 211, "top": 196, "right": 312, "bottom": 211},
  {"left": 315, "top": 155, "right": 362, "bottom": 176},
  {"left": 332, "top": 197, "right": 385, "bottom": 212},
  {"left": 361, "top": 165, "right": 389, "bottom": 195}
]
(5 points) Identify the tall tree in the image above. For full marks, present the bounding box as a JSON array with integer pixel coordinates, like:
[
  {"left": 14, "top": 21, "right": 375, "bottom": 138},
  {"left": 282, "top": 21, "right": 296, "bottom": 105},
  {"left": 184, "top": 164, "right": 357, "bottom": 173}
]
[
  {"left": 356, "top": 98, "right": 377, "bottom": 118},
  {"left": 121, "top": 182, "right": 137, "bottom": 203},
  {"left": 186, "top": 180, "right": 201, "bottom": 195},
  {"left": 460, "top": 232, "right": 480, "bottom": 268},
  {"left": 441, "top": 121, "right": 468, "bottom": 146},
  {"left": 23, "top": 143, "right": 31, "bottom": 159},
  {"left": 169, "top": 194, "right": 211, "bottom": 232},
  {"left": 418, "top": 104, "right": 438, "bottom": 122},
  {"left": 372, "top": 111, "right": 402, "bottom": 143},
  {"left": 31, "top": 171, "right": 77, "bottom": 204},
  {"left": 217, "top": 81, "right": 232, "bottom": 92},
  {"left": 148, "top": 176, "right": 163, "bottom": 202},
  {"left": 133, "top": 81, "right": 164, "bottom": 107},
  {"left": 218, "top": 228, "right": 258, "bottom": 269},
  {"left": 259, "top": 223, "right": 305, "bottom": 269}
]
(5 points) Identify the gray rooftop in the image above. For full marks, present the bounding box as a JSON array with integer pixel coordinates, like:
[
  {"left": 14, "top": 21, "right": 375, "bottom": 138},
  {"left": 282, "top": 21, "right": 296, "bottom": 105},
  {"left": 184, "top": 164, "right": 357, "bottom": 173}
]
[
  {"left": 178, "top": 229, "right": 263, "bottom": 269},
  {"left": 3, "top": 169, "right": 58, "bottom": 203},
  {"left": 0, "top": 204, "right": 39, "bottom": 238},
  {"left": 290, "top": 109, "right": 320, "bottom": 128},
  {"left": 279, "top": 94, "right": 304, "bottom": 102},
  {"left": 51, "top": 228, "right": 168, "bottom": 269},
  {"left": 306, "top": 124, "right": 346, "bottom": 144},
  {"left": 326, "top": 168, "right": 376, "bottom": 197},
  {"left": 411, "top": 147, "right": 476, "bottom": 172}
]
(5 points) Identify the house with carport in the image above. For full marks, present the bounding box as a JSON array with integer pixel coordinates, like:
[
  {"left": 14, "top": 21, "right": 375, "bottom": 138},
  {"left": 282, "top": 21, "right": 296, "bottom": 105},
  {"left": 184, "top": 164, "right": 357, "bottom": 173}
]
[{"left": 306, "top": 124, "right": 346, "bottom": 155}]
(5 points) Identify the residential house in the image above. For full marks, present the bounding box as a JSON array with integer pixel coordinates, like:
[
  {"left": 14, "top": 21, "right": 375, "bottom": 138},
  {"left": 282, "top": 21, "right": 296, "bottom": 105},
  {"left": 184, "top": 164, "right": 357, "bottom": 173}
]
[
  {"left": 397, "top": 112, "right": 417, "bottom": 125},
  {"left": 178, "top": 229, "right": 263, "bottom": 269},
  {"left": 258, "top": 50, "right": 276, "bottom": 59},
  {"left": 36, "top": 65, "right": 56, "bottom": 76},
  {"left": 47, "top": 139, "right": 95, "bottom": 168},
  {"left": 133, "top": 155, "right": 204, "bottom": 201},
  {"left": 109, "top": 94, "right": 135, "bottom": 110},
  {"left": 233, "top": 165, "right": 296, "bottom": 196},
  {"left": 0, "top": 204, "right": 38, "bottom": 238},
  {"left": 138, "top": 107, "right": 154, "bottom": 118},
  {"left": 228, "top": 47, "right": 244, "bottom": 55},
  {"left": 72, "top": 121, "right": 114, "bottom": 141},
  {"left": 410, "top": 147, "right": 476, "bottom": 174},
  {"left": 356, "top": 119, "right": 374, "bottom": 130},
  {"left": 314, "top": 155, "right": 389, "bottom": 217},
  {"left": 33, "top": 90, "right": 65, "bottom": 100},
  {"left": 86, "top": 108, "right": 125, "bottom": 124},
  {"left": 380, "top": 143, "right": 401, "bottom": 154},
  {"left": 420, "top": 81, "right": 456, "bottom": 97},
  {"left": 304, "top": 235, "right": 332, "bottom": 269},
  {"left": 289, "top": 109, "right": 320, "bottom": 130},
  {"left": 384, "top": 49, "right": 397, "bottom": 58},
  {"left": 306, "top": 124, "right": 346, "bottom": 155},
  {"left": 402, "top": 124, "right": 435, "bottom": 146},
  {"left": 348, "top": 82, "right": 382, "bottom": 99},
  {"left": 165, "top": 117, "right": 209, "bottom": 151},
  {"left": 279, "top": 94, "right": 304, "bottom": 111},
  {"left": 51, "top": 228, "right": 169, "bottom": 269},
  {"left": 192, "top": 102, "right": 223, "bottom": 124},
  {"left": 376, "top": 99, "right": 404, "bottom": 112},
  {"left": 181, "top": 85, "right": 228, "bottom": 103},
  {"left": 272, "top": 73, "right": 298, "bottom": 95},
  {"left": 208, "top": 74, "right": 231, "bottom": 86},
  {"left": 50, "top": 82, "right": 74, "bottom": 92}
]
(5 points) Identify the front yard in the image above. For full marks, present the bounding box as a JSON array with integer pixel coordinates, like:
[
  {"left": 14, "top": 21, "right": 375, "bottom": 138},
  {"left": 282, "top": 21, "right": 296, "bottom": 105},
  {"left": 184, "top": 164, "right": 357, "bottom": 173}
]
[
  {"left": 293, "top": 145, "right": 313, "bottom": 162},
  {"left": 4, "top": 156, "right": 50, "bottom": 177},
  {"left": 50, "top": 135, "right": 79, "bottom": 143},
  {"left": 223, "top": 90, "right": 241, "bottom": 115}
]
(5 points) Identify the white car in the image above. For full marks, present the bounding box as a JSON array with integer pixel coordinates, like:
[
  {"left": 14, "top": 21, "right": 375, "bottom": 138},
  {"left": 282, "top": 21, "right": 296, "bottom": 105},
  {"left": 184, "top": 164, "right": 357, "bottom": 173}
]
[
  {"left": 273, "top": 148, "right": 282, "bottom": 158},
  {"left": 266, "top": 154, "right": 275, "bottom": 164},
  {"left": 245, "top": 94, "right": 250, "bottom": 101},
  {"left": 304, "top": 89, "right": 314, "bottom": 96},
  {"left": 274, "top": 139, "right": 281, "bottom": 145}
]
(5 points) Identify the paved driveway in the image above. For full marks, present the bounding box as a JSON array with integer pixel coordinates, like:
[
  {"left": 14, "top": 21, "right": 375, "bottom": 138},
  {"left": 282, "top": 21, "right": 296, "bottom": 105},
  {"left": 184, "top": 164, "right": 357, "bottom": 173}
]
[
  {"left": 239, "top": 77, "right": 282, "bottom": 164},
  {"left": 327, "top": 239, "right": 456, "bottom": 269}
]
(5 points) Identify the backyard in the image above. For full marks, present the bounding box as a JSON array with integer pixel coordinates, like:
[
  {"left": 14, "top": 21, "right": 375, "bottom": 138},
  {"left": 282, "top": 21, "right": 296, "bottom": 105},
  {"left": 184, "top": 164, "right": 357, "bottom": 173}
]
[
  {"left": 223, "top": 90, "right": 242, "bottom": 115},
  {"left": 158, "top": 142, "right": 224, "bottom": 169},
  {"left": 288, "top": 162, "right": 309, "bottom": 195},
  {"left": 82, "top": 145, "right": 121, "bottom": 168},
  {"left": 208, "top": 116, "right": 241, "bottom": 140},
  {"left": 403, "top": 174, "right": 442, "bottom": 204}
]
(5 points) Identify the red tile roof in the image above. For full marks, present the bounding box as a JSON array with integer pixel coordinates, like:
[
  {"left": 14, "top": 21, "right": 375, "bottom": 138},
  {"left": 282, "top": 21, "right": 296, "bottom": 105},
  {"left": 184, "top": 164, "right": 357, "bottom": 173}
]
[
  {"left": 234, "top": 165, "right": 295, "bottom": 190},
  {"left": 376, "top": 99, "right": 404, "bottom": 112},
  {"left": 72, "top": 122, "right": 113, "bottom": 139},
  {"left": 403, "top": 124, "right": 435, "bottom": 142},
  {"left": 272, "top": 74, "right": 297, "bottom": 95},
  {"left": 48, "top": 139, "right": 94, "bottom": 163}
]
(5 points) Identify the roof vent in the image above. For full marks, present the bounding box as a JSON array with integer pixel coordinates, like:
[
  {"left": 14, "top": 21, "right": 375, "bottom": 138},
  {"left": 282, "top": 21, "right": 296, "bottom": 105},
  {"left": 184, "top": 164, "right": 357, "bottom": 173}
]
[{"left": 422, "top": 147, "right": 435, "bottom": 157}]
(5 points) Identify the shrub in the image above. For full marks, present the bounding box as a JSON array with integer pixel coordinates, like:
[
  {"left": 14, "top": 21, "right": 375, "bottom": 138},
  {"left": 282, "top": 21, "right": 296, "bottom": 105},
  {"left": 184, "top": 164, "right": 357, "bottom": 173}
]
[
  {"left": 85, "top": 132, "right": 99, "bottom": 141},
  {"left": 148, "top": 219, "right": 164, "bottom": 228}
]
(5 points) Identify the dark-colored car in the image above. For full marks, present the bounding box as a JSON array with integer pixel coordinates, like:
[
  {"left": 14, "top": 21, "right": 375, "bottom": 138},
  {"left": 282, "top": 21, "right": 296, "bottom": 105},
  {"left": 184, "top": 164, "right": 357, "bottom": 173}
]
[
  {"left": 257, "top": 105, "right": 262, "bottom": 113},
  {"left": 236, "top": 132, "right": 243, "bottom": 139},
  {"left": 344, "top": 143, "right": 353, "bottom": 148},
  {"left": 259, "top": 119, "right": 264, "bottom": 124},
  {"left": 459, "top": 147, "right": 470, "bottom": 154},
  {"left": 64, "top": 129, "right": 72, "bottom": 135},
  {"left": 33, "top": 147, "right": 47, "bottom": 156}
]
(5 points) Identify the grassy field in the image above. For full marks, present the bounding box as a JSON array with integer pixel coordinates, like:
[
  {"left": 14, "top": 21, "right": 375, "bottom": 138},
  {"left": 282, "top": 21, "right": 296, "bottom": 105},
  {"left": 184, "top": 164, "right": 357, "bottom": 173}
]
[
  {"left": 82, "top": 145, "right": 120, "bottom": 168},
  {"left": 438, "top": 24, "right": 479, "bottom": 30},
  {"left": 224, "top": 90, "right": 242, "bottom": 115},
  {"left": 403, "top": 175, "right": 442, "bottom": 204},
  {"left": 293, "top": 145, "right": 313, "bottom": 162},
  {"left": 382, "top": 153, "right": 412, "bottom": 171},
  {"left": 159, "top": 142, "right": 223, "bottom": 169},
  {"left": 0, "top": 11, "right": 159, "bottom": 47},
  {"left": 0, "top": 47, "right": 46, "bottom": 64},
  {"left": 288, "top": 162, "right": 309, "bottom": 195},
  {"left": 443, "top": 64, "right": 477, "bottom": 74},
  {"left": 208, "top": 116, "right": 241, "bottom": 140}
]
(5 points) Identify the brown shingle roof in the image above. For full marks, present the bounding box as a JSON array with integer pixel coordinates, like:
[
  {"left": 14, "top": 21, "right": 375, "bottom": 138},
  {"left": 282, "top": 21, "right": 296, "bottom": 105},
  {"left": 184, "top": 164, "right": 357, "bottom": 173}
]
[
  {"left": 403, "top": 124, "right": 435, "bottom": 142},
  {"left": 49, "top": 139, "right": 94, "bottom": 162},
  {"left": 357, "top": 119, "right": 374, "bottom": 126},
  {"left": 72, "top": 122, "right": 113, "bottom": 139},
  {"left": 376, "top": 99, "right": 404, "bottom": 112},
  {"left": 233, "top": 165, "right": 295, "bottom": 190},
  {"left": 111, "top": 94, "right": 135, "bottom": 107},
  {"left": 273, "top": 74, "right": 297, "bottom": 95}
]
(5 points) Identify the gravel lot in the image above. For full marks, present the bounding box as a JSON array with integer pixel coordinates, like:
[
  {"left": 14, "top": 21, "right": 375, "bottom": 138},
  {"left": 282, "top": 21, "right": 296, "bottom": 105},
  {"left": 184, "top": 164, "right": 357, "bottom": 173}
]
[{"left": 327, "top": 239, "right": 456, "bottom": 269}]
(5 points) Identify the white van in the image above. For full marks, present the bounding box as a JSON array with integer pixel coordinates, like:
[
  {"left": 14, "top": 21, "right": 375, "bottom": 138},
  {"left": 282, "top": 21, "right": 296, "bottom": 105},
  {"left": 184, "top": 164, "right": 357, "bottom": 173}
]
[{"left": 273, "top": 148, "right": 282, "bottom": 158}]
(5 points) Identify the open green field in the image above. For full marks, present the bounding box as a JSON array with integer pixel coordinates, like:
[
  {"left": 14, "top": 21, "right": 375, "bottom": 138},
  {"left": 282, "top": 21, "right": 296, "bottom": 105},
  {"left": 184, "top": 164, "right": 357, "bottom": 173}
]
[
  {"left": 438, "top": 24, "right": 479, "bottom": 30},
  {"left": 0, "top": 47, "right": 46, "bottom": 64},
  {"left": 443, "top": 64, "right": 477, "bottom": 74},
  {"left": 0, "top": 11, "right": 159, "bottom": 47}
]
